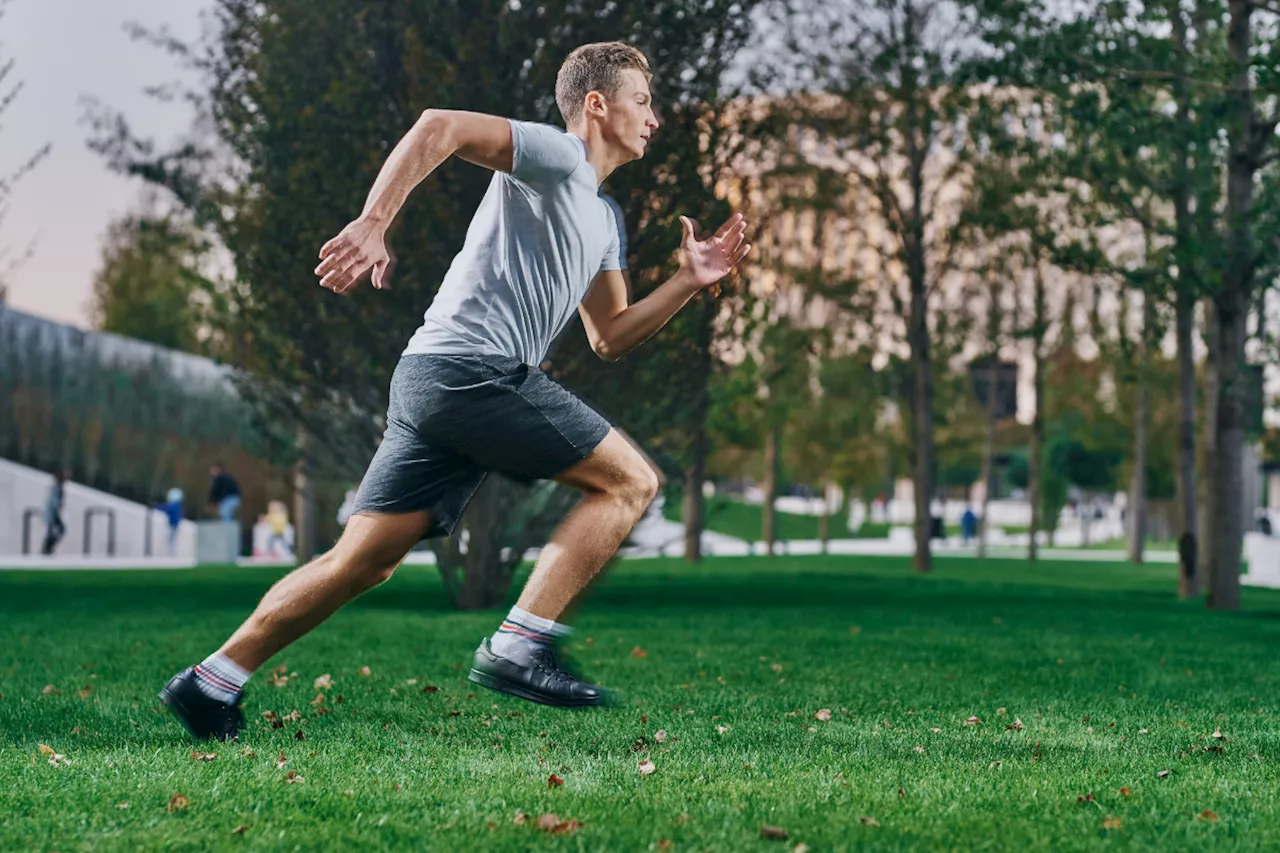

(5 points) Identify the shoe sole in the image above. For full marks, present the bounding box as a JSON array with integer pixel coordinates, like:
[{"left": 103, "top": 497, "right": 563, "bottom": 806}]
[{"left": 467, "top": 667, "right": 604, "bottom": 708}]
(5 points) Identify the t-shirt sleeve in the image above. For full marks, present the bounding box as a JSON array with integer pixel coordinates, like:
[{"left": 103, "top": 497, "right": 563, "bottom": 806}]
[
  {"left": 598, "top": 193, "right": 629, "bottom": 273},
  {"left": 509, "top": 120, "right": 581, "bottom": 190}
]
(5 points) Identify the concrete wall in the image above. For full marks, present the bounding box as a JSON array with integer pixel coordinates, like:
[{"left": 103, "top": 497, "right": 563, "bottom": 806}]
[{"left": 0, "top": 457, "right": 196, "bottom": 558}]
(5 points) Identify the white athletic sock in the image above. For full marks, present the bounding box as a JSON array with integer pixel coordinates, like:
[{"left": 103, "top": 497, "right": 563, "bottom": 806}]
[
  {"left": 488, "top": 606, "right": 571, "bottom": 656},
  {"left": 193, "top": 653, "right": 251, "bottom": 703}
]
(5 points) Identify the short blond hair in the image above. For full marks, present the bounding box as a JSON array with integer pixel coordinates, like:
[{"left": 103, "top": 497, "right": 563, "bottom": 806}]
[{"left": 555, "top": 41, "right": 652, "bottom": 127}]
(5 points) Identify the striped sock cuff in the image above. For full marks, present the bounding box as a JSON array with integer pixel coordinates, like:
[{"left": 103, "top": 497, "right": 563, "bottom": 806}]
[
  {"left": 193, "top": 653, "right": 251, "bottom": 703},
  {"left": 497, "top": 606, "right": 572, "bottom": 644}
]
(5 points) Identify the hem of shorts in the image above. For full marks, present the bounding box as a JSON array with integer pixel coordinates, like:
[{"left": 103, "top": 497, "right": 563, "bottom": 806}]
[{"left": 348, "top": 502, "right": 458, "bottom": 540}]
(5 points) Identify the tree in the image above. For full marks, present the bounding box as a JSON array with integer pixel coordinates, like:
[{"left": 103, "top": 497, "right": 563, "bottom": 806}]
[
  {"left": 92, "top": 0, "right": 764, "bottom": 605},
  {"left": 89, "top": 197, "right": 213, "bottom": 353},
  {"left": 0, "top": 0, "right": 50, "bottom": 303},
  {"left": 781, "top": 0, "right": 984, "bottom": 572}
]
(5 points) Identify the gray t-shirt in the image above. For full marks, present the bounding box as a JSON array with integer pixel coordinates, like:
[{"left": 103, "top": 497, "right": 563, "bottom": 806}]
[{"left": 404, "top": 120, "right": 629, "bottom": 366}]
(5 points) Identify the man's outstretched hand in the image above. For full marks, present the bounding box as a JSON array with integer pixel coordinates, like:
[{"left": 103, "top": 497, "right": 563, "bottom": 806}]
[
  {"left": 315, "top": 216, "right": 391, "bottom": 294},
  {"left": 678, "top": 212, "right": 751, "bottom": 290}
]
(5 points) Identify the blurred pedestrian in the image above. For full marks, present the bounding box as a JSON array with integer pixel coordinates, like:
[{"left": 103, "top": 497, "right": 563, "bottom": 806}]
[
  {"left": 41, "top": 469, "right": 69, "bottom": 556},
  {"left": 208, "top": 463, "right": 242, "bottom": 522}
]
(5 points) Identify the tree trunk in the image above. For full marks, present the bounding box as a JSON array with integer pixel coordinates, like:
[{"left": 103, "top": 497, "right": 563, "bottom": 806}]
[
  {"left": 978, "top": 362, "right": 997, "bottom": 559},
  {"left": 1207, "top": 0, "right": 1257, "bottom": 611},
  {"left": 1175, "top": 286, "right": 1199, "bottom": 596},
  {"left": 763, "top": 422, "right": 780, "bottom": 556},
  {"left": 292, "top": 427, "right": 317, "bottom": 562},
  {"left": 684, "top": 306, "right": 713, "bottom": 563},
  {"left": 1128, "top": 291, "right": 1153, "bottom": 564},
  {"left": 1170, "top": 4, "right": 1199, "bottom": 594},
  {"left": 682, "top": 442, "right": 705, "bottom": 563},
  {"left": 1028, "top": 262, "right": 1047, "bottom": 562},
  {"left": 818, "top": 479, "right": 832, "bottom": 554},
  {"left": 1199, "top": 300, "right": 1219, "bottom": 581},
  {"left": 904, "top": 1, "right": 932, "bottom": 574}
]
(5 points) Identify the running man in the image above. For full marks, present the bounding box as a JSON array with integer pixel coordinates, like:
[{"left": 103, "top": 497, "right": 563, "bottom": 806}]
[{"left": 160, "top": 41, "right": 750, "bottom": 740}]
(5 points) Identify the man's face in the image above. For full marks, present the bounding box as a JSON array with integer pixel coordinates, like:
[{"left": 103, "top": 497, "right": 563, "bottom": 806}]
[{"left": 601, "top": 69, "right": 659, "bottom": 161}]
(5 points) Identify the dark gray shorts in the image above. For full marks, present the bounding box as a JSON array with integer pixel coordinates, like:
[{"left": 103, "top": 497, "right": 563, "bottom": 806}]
[{"left": 350, "top": 354, "right": 612, "bottom": 538}]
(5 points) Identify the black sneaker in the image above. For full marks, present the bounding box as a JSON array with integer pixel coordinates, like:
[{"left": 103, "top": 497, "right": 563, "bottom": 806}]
[
  {"left": 158, "top": 667, "right": 246, "bottom": 741},
  {"left": 468, "top": 638, "right": 605, "bottom": 707}
]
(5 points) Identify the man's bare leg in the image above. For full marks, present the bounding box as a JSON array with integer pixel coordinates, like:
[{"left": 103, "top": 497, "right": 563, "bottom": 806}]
[
  {"left": 468, "top": 429, "right": 659, "bottom": 706},
  {"left": 219, "top": 510, "right": 433, "bottom": 670},
  {"left": 515, "top": 429, "right": 660, "bottom": 619},
  {"left": 160, "top": 510, "right": 431, "bottom": 739}
]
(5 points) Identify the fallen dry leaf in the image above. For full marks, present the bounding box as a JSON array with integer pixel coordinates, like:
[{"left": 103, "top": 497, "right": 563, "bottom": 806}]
[
  {"left": 166, "top": 794, "right": 189, "bottom": 813},
  {"left": 1078, "top": 793, "right": 1095, "bottom": 804},
  {"left": 1212, "top": 728, "right": 1226, "bottom": 741},
  {"left": 534, "top": 813, "right": 560, "bottom": 830},
  {"left": 914, "top": 746, "right": 925, "bottom": 754},
  {"left": 423, "top": 685, "right": 440, "bottom": 693},
  {"left": 655, "top": 729, "right": 668, "bottom": 743},
  {"left": 114, "top": 803, "right": 129, "bottom": 810},
  {"left": 314, "top": 674, "right": 333, "bottom": 690},
  {"left": 930, "top": 727, "right": 942, "bottom": 734},
  {"left": 548, "top": 774, "right": 564, "bottom": 788},
  {"left": 47, "top": 751, "right": 70, "bottom": 767},
  {"left": 997, "top": 707, "right": 1007, "bottom": 716},
  {"left": 1119, "top": 787, "right": 1131, "bottom": 796},
  {"left": 240, "top": 747, "right": 256, "bottom": 759},
  {"left": 284, "top": 770, "right": 304, "bottom": 784},
  {"left": 989, "top": 761, "right": 1002, "bottom": 770},
  {"left": 815, "top": 709, "right": 832, "bottom": 722},
  {"left": 77, "top": 686, "right": 92, "bottom": 700},
  {"left": 359, "top": 666, "right": 371, "bottom": 677},
  {"left": 794, "top": 844, "right": 811, "bottom": 853},
  {"left": 1007, "top": 719, "right": 1025, "bottom": 732},
  {"left": 42, "top": 685, "right": 59, "bottom": 696},
  {"left": 190, "top": 751, "right": 216, "bottom": 762},
  {"left": 1200, "top": 809, "right": 1219, "bottom": 822},
  {"left": 38, "top": 744, "right": 55, "bottom": 756},
  {"left": 549, "top": 818, "right": 583, "bottom": 835},
  {"left": 282, "top": 710, "right": 301, "bottom": 723},
  {"left": 1139, "top": 728, "right": 1149, "bottom": 734},
  {"left": 657, "top": 841, "right": 672, "bottom": 850},
  {"left": 963, "top": 716, "right": 983, "bottom": 726},
  {"left": 1103, "top": 816, "right": 1122, "bottom": 830},
  {"left": 861, "top": 816, "right": 880, "bottom": 828},
  {"left": 232, "top": 825, "right": 249, "bottom": 835},
  {"left": 716, "top": 725, "right": 730, "bottom": 735},
  {"left": 1158, "top": 770, "right": 1171, "bottom": 779},
  {"left": 638, "top": 760, "right": 657, "bottom": 776},
  {"left": 513, "top": 811, "right": 528, "bottom": 825},
  {"left": 631, "top": 646, "right": 648, "bottom": 658},
  {"left": 276, "top": 751, "right": 287, "bottom": 770},
  {"left": 310, "top": 693, "right": 325, "bottom": 707},
  {"left": 760, "top": 824, "right": 788, "bottom": 840},
  {"left": 771, "top": 663, "right": 784, "bottom": 673}
]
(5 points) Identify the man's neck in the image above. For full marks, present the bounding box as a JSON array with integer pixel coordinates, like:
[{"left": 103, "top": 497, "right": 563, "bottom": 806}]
[{"left": 568, "top": 125, "right": 626, "bottom": 186}]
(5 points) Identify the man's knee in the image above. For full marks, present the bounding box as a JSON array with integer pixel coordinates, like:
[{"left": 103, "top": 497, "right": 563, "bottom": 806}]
[{"left": 618, "top": 462, "right": 660, "bottom": 515}]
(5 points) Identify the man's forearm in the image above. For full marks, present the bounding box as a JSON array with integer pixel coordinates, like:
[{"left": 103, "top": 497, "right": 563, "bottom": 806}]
[
  {"left": 597, "top": 268, "right": 700, "bottom": 361},
  {"left": 360, "top": 110, "right": 458, "bottom": 226}
]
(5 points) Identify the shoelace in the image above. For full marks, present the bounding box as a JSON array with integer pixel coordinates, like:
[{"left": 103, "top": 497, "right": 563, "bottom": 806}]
[{"left": 530, "top": 648, "right": 577, "bottom": 687}]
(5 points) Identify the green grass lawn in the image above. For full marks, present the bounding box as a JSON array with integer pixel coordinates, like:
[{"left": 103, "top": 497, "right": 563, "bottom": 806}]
[{"left": 3, "top": 556, "right": 1280, "bottom": 852}]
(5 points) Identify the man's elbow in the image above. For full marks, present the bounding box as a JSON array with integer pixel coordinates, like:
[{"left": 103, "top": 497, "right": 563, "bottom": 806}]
[{"left": 592, "top": 337, "right": 624, "bottom": 363}]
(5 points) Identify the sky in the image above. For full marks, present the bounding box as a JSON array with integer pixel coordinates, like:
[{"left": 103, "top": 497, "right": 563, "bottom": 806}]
[{"left": 0, "top": 0, "right": 206, "bottom": 328}]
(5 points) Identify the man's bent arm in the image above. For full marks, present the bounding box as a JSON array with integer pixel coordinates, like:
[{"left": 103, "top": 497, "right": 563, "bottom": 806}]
[
  {"left": 360, "top": 110, "right": 514, "bottom": 226},
  {"left": 579, "top": 268, "right": 701, "bottom": 362}
]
